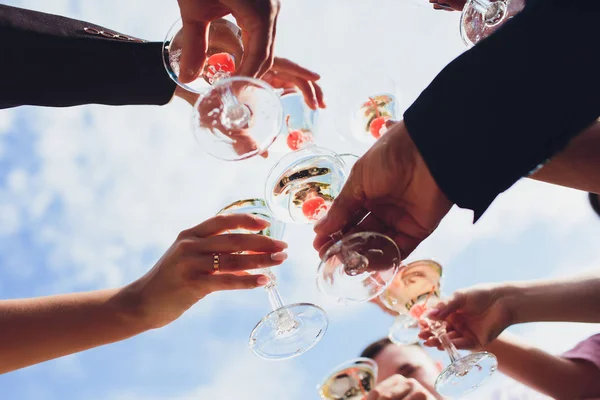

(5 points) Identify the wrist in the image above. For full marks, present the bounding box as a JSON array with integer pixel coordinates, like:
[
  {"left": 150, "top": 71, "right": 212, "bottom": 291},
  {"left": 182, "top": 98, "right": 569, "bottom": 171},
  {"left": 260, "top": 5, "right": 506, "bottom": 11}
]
[
  {"left": 494, "top": 282, "right": 530, "bottom": 326},
  {"left": 110, "top": 283, "right": 156, "bottom": 334}
]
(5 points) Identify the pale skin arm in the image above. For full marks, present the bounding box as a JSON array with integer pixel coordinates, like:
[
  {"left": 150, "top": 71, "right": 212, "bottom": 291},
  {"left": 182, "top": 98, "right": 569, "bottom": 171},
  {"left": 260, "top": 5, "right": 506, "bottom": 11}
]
[
  {"left": 504, "top": 273, "right": 600, "bottom": 325},
  {"left": 529, "top": 119, "right": 600, "bottom": 194},
  {"left": 0, "top": 214, "right": 289, "bottom": 374},
  {"left": 0, "top": 289, "right": 144, "bottom": 374},
  {"left": 483, "top": 333, "right": 600, "bottom": 400}
]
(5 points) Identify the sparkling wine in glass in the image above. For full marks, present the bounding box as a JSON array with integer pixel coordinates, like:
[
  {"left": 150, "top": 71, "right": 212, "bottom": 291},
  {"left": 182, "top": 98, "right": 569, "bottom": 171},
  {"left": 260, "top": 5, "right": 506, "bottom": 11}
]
[
  {"left": 396, "top": 260, "right": 497, "bottom": 397},
  {"left": 379, "top": 259, "right": 444, "bottom": 346},
  {"left": 163, "top": 18, "right": 283, "bottom": 161},
  {"left": 331, "top": 71, "right": 400, "bottom": 145},
  {"left": 318, "top": 358, "right": 378, "bottom": 400},
  {"left": 265, "top": 148, "right": 400, "bottom": 304},
  {"left": 216, "top": 198, "right": 328, "bottom": 360}
]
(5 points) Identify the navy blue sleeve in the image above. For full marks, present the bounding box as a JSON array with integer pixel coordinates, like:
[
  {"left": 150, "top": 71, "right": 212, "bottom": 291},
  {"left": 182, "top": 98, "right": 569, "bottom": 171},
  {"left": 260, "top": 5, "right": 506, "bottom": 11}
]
[
  {"left": 403, "top": 0, "right": 600, "bottom": 220},
  {"left": 0, "top": 4, "right": 176, "bottom": 109}
]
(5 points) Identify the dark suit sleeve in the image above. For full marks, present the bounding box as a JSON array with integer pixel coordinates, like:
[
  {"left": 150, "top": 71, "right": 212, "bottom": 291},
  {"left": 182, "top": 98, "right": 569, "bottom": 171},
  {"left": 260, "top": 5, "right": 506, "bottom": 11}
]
[
  {"left": 403, "top": 0, "right": 600, "bottom": 221},
  {"left": 0, "top": 5, "right": 176, "bottom": 109}
]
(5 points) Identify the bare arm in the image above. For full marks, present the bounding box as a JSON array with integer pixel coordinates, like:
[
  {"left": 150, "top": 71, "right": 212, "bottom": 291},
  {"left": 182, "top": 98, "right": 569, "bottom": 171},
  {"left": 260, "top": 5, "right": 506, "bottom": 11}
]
[
  {"left": 0, "top": 214, "right": 288, "bottom": 374},
  {"left": 530, "top": 119, "right": 600, "bottom": 194},
  {"left": 504, "top": 273, "right": 600, "bottom": 325},
  {"left": 0, "top": 289, "right": 144, "bottom": 374},
  {"left": 484, "top": 333, "right": 600, "bottom": 400}
]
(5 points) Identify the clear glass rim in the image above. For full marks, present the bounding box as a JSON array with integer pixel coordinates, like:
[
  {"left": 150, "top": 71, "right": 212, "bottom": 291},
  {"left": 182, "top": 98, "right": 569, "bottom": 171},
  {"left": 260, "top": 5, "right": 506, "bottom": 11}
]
[
  {"left": 162, "top": 17, "right": 243, "bottom": 94},
  {"left": 263, "top": 146, "right": 345, "bottom": 221},
  {"left": 216, "top": 198, "right": 267, "bottom": 215},
  {"left": 192, "top": 76, "right": 284, "bottom": 161},
  {"left": 249, "top": 302, "right": 329, "bottom": 361},
  {"left": 318, "top": 357, "right": 379, "bottom": 393},
  {"left": 316, "top": 230, "right": 401, "bottom": 303}
]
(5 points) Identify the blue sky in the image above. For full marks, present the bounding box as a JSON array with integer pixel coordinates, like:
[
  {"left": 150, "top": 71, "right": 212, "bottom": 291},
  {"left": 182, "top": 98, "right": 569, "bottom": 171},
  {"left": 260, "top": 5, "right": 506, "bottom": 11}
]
[{"left": 1, "top": 1, "right": 600, "bottom": 399}]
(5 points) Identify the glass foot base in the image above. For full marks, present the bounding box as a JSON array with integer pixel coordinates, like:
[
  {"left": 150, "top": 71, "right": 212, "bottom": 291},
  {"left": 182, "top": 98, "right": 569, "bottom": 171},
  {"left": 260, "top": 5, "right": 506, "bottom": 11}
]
[
  {"left": 435, "top": 351, "right": 497, "bottom": 397},
  {"left": 249, "top": 302, "right": 328, "bottom": 360}
]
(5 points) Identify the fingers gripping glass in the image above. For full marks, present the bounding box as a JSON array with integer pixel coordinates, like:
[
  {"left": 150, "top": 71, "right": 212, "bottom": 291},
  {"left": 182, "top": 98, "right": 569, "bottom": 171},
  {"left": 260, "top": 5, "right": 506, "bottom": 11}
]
[
  {"left": 265, "top": 148, "right": 400, "bottom": 303},
  {"left": 216, "top": 198, "right": 328, "bottom": 360},
  {"left": 318, "top": 358, "right": 378, "bottom": 399},
  {"left": 163, "top": 19, "right": 283, "bottom": 161},
  {"left": 387, "top": 260, "right": 497, "bottom": 396}
]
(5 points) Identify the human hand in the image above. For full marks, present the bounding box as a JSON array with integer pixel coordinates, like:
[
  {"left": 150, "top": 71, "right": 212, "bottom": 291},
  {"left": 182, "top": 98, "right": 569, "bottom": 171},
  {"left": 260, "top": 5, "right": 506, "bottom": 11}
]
[
  {"left": 119, "top": 214, "right": 288, "bottom": 330},
  {"left": 418, "top": 284, "right": 514, "bottom": 350},
  {"left": 367, "top": 374, "right": 437, "bottom": 400},
  {"left": 177, "top": 0, "right": 280, "bottom": 82},
  {"left": 175, "top": 57, "right": 324, "bottom": 110},
  {"left": 262, "top": 57, "right": 325, "bottom": 110},
  {"left": 313, "top": 121, "right": 453, "bottom": 260}
]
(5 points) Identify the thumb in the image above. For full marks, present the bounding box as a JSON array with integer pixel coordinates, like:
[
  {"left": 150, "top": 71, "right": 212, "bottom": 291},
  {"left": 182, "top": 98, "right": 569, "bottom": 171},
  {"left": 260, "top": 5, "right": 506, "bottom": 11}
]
[
  {"left": 179, "top": 19, "right": 209, "bottom": 83},
  {"left": 206, "top": 273, "right": 268, "bottom": 292}
]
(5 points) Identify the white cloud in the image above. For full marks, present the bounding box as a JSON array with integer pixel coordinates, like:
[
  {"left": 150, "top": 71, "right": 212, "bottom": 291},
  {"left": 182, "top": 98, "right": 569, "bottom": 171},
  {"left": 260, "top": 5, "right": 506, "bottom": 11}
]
[{"left": 1, "top": 1, "right": 599, "bottom": 399}]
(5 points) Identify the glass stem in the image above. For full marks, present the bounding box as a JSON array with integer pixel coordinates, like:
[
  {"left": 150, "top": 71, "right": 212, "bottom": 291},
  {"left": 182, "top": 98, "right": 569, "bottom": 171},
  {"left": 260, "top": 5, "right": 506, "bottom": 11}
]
[
  {"left": 265, "top": 281, "right": 285, "bottom": 311},
  {"left": 471, "top": 0, "right": 493, "bottom": 14},
  {"left": 263, "top": 270, "right": 297, "bottom": 331},
  {"left": 427, "top": 319, "right": 461, "bottom": 363},
  {"left": 211, "top": 71, "right": 249, "bottom": 130}
]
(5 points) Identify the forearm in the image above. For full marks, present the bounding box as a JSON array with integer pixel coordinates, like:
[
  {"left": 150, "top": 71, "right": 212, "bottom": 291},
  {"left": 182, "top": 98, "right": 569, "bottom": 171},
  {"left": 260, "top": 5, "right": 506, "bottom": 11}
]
[
  {"left": 499, "top": 273, "right": 600, "bottom": 324},
  {"left": 0, "top": 4, "right": 176, "bottom": 109},
  {"left": 0, "top": 288, "right": 147, "bottom": 374},
  {"left": 484, "top": 333, "right": 600, "bottom": 399},
  {"left": 530, "top": 119, "right": 600, "bottom": 194}
]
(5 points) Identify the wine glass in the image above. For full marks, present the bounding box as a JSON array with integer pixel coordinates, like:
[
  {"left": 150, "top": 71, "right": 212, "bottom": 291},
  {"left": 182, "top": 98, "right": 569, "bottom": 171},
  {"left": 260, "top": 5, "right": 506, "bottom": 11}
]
[
  {"left": 393, "top": 259, "right": 497, "bottom": 397},
  {"left": 318, "top": 358, "right": 378, "bottom": 400},
  {"left": 216, "top": 198, "right": 328, "bottom": 360},
  {"left": 379, "top": 259, "right": 444, "bottom": 346},
  {"left": 163, "top": 18, "right": 283, "bottom": 161},
  {"left": 460, "top": 0, "right": 526, "bottom": 48},
  {"left": 265, "top": 148, "right": 400, "bottom": 304},
  {"left": 331, "top": 71, "right": 401, "bottom": 145},
  {"left": 269, "top": 89, "right": 319, "bottom": 154}
]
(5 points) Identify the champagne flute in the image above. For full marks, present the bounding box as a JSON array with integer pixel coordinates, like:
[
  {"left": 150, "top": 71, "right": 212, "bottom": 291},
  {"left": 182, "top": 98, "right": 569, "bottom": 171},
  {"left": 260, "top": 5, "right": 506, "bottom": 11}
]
[
  {"left": 217, "top": 198, "right": 328, "bottom": 360},
  {"left": 318, "top": 358, "right": 378, "bottom": 400},
  {"left": 265, "top": 148, "right": 400, "bottom": 304},
  {"left": 379, "top": 260, "right": 444, "bottom": 346},
  {"left": 163, "top": 18, "right": 283, "bottom": 161},
  {"left": 393, "top": 260, "right": 497, "bottom": 396}
]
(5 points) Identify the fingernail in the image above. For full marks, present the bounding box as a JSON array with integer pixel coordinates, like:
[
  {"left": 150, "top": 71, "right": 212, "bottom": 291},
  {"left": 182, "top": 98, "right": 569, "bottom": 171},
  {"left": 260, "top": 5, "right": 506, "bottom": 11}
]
[
  {"left": 257, "top": 275, "right": 269, "bottom": 285},
  {"left": 270, "top": 252, "right": 288, "bottom": 261},
  {"left": 314, "top": 215, "right": 328, "bottom": 229},
  {"left": 274, "top": 240, "right": 288, "bottom": 249}
]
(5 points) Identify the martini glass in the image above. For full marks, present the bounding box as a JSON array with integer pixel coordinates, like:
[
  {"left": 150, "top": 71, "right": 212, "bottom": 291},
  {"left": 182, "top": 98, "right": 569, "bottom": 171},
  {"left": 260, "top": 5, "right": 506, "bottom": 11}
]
[
  {"left": 331, "top": 71, "right": 400, "bottom": 145},
  {"left": 379, "top": 259, "right": 444, "bottom": 346},
  {"left": 265, "top": 148, "right": 400, "bottom": 304},
  {"left": 163, "top": 18, "right": 283, "bottom": 161},
  {"left": 318, "top": 358, "right": 378, "bottom": 400},
  {"left": 217, "top": 198, "right": 328, "bottom": 360},
  {"left": 397, "top": 260, "right": 497, "bottom": 396}
]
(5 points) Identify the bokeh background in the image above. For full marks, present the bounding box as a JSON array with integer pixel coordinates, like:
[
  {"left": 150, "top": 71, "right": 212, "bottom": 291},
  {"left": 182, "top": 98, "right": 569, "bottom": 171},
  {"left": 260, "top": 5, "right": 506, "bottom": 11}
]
[{"left": 1, "top": 1, "right": 599, "bottom": 398}]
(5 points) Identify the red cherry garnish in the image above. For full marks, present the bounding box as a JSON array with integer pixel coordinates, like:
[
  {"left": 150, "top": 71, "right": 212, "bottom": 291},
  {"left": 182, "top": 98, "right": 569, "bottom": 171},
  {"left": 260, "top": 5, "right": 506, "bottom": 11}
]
[{"left": 302, "top": 196, "right": 329, "bottom": 221}]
